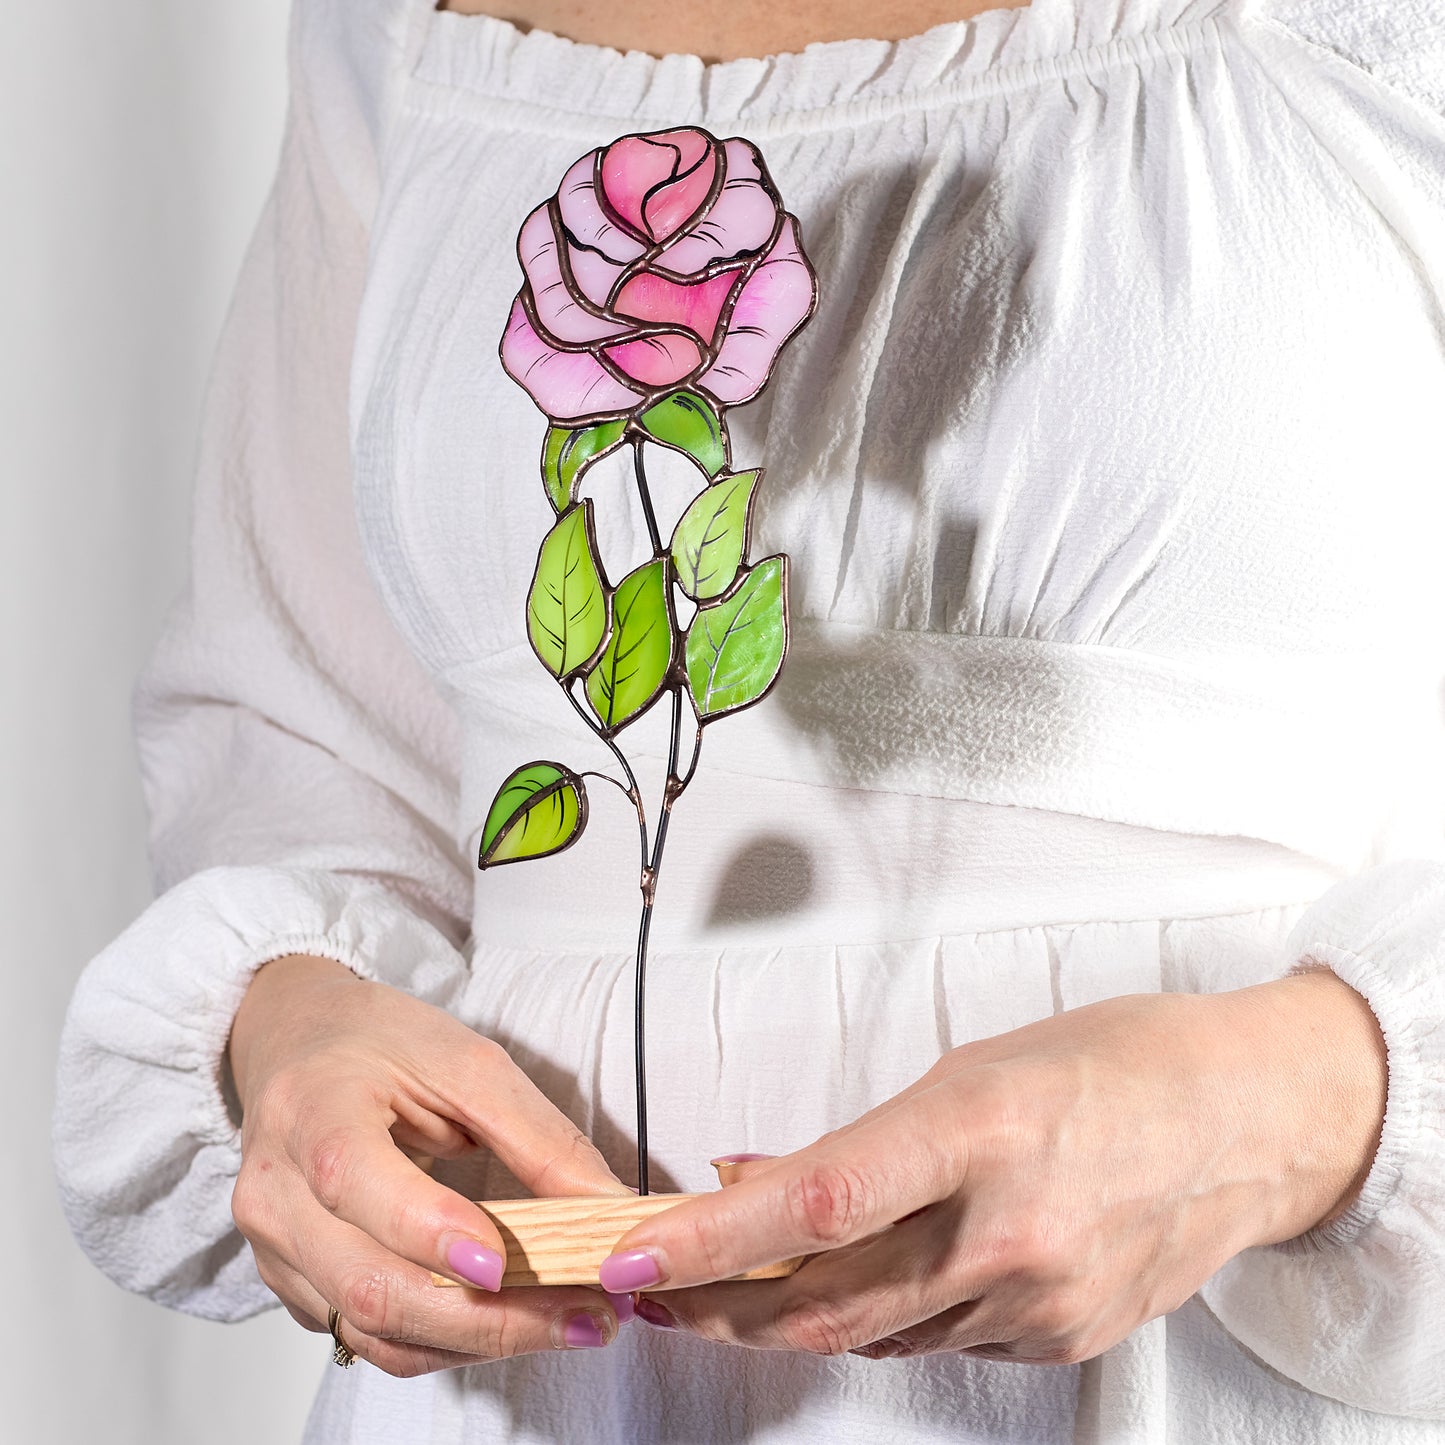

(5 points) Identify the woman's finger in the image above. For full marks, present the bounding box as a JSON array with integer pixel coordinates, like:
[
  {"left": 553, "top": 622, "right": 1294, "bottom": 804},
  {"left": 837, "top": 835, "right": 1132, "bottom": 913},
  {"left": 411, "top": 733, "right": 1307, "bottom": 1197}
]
[
  {"left": 643, "top": 1198, "right": 966, "bottom": 1354},
  {"left": 603, "top": 1085, "right": 966, "bottom": 1292},
  {"left": 414, "top": 1027, "right": 633, "bottom": 1199},
  {"left": 283, "top": 1184, "right": 623, "bottom": 1356},
  {"left": 268, "top": 1252, "right": 506, "bottom": 1377},
  {"left": 848, "top": 1285, "right": 1121, "bottom": 1367},
  {"left": 710, "top": 1153, "right": 779, "bottom": 1187},
  {"left": 288, "top": 1101, "right": 518, "bottom": 1292}
]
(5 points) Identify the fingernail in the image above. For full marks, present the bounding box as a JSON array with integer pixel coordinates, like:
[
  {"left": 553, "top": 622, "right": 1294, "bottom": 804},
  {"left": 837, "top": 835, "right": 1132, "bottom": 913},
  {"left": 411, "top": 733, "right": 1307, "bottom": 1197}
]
[
  {"left": 605, "top": 1290, "right": 636, "bottom": 1324},
  {"left": 598, "top": 1248, "right": 664, "bottom": 1292},
  {"left": 443, "top": 1237, "right": 504, "bottom": 1292},
  {"left": 709, "top": 1153, "right": 770, "bottom": 1165},
  {"left": 559, "top": 1311, "right": 609, "bottom": 1348},
  {"left": 635, "top": 1298, "right": 678, "bottom": 1330},
  {"left": 851, "top": 1338, "right": 905, "bottom": 1359}
]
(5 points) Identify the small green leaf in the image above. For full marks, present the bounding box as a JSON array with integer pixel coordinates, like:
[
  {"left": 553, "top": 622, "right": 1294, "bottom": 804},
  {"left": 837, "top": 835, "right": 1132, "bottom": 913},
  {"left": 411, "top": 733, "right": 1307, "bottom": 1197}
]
[
  {"left": 637, "top": 389, "right": 728, "bottom": 478},
  {"left": 541, "top": 419, "right": 627, "bottom": 513},
  {"left": 585, "top": 559, "right": 674, "bottom": 732},
  {"left": 527, "top": 500, "right": 609, "bottom": 677},
  {"left": 684, "top": 555, "right": 788, "bottom": 721},
  {"left": 670, "top": 469, "right": 761, "bottom": 601},
  {"left": 479, "top": 761, "right": 588, "bottom": 867}
]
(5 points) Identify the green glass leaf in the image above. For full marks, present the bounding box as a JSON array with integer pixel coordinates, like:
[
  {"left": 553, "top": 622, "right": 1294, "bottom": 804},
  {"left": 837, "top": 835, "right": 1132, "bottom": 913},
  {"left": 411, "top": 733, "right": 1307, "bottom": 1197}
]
[
  {"left": 585, "top": 559, "right": 674, "bottom": 732},
  {"left": 637, "top": 389, "right": 728, "bottom": 478},
  {"left": 527, "top": 500, "right": 609, "bottom": 677},
  {"left": 479, "top": 761, "right": 588, "bottom": 868},
  {"left": 684, "top": 555, "right": 789, "bottom": 722},
  {"left": 541, "top": 419, "right": 627, "bottom": 513},
  {"left": 670, "top": 468, "right": 761, "bottom": 601}
]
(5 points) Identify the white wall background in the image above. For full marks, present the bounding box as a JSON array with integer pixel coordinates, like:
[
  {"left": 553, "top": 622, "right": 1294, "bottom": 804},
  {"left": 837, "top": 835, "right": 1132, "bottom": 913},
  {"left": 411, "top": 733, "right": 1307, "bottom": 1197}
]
[{"left": 1, "top": 3, "right": 325, "bottom": 1440}]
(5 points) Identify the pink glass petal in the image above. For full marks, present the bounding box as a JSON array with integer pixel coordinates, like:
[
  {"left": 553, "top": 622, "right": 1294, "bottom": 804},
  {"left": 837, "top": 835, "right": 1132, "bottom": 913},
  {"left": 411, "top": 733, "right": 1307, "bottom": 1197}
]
[
  {"left": 694, "top": 214, "right": 815, "bottom": 406},
  {"left": 602, "top": 330, "right": 705, "bottom": 388},
  {"left": 611, "top": 266, "right": 744, "bottom": 347},
  {"left": 518, "top": 202, "right": 631, "bottom": 345},
  {"left": 501, "top": 294, "right": 644, "bottom": 421},
  {"left": 600, "top": 137, "right": 671, "bottom": 236},
  {"left": 641, "top": 146, "right": 717, "bottom": 244},
  {"left": 660, "top": 139, "right": 778, "bottom": 275},
  {"left": 601, "top": 131, "right": 716, "bottom": 243},
  {"left": 655, "top": 128, "right": 711, "bottom": 173},
  {"left": 566, "top": 239, "right": 628, "bottom": 313},
  {"left": 556, "top": 152, "right": 646, "bottom": 265}
]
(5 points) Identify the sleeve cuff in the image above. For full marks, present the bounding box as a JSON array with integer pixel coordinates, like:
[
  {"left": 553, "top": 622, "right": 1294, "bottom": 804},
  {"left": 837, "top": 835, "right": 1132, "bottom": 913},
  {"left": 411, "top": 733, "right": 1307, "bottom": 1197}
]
[
  {"left": 1270, "top": 859, "right": 1443, "bottom": 1255},
  {"left": 51, "top": 863, "right": 471, "bottom": 1321},
  {"left": 1197, "top": 858, "right": 1445, "bottom": 1418}
]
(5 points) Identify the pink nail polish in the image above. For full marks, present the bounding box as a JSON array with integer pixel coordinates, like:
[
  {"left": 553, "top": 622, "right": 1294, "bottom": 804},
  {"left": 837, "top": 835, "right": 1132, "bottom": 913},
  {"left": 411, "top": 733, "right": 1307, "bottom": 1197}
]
[
  {"left": 598, "top": 1248, "right": 664, "bottom": 1292},
  {"left": 709, "top": 1152, "right": 770, "bottom": 1165},
  {"left": 635, "top": 1298, "right": 678, "bottom": 1330},
  {"left": 562, "top": 1312, "right": 608, "bottom": 1348},
  {"left": 605, "top": 1290, "right": 636, "bottom": 1324},
  {"left": 444, "top": 1238, "right": 504, "bottom": 1292}
]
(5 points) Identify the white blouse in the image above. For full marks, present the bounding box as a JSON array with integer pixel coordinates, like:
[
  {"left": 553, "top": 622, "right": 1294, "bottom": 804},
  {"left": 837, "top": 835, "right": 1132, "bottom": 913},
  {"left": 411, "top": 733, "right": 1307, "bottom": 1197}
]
[{"left": 52, "top": 0, "right": 1445, "bottom": 1440}]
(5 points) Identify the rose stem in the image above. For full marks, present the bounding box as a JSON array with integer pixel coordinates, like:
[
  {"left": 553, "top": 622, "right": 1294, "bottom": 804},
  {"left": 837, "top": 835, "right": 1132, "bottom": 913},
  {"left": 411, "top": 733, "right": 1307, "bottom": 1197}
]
[
  {"left": 628, "top": 434, "right": 704, "bottom": 1196},
  {"left": 562, "top": 681, "right": 648, "bottom": 873},
  {"left": 633, "top": 433, "right": 664, "bottom": 555}
]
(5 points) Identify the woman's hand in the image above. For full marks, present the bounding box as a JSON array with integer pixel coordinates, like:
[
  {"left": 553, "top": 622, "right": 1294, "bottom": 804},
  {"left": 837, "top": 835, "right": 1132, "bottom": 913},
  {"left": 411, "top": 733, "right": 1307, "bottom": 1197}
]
[
  {"left": 226, "top": 952, "right": 636, "bottom": 1375},
  {"left": 599, "top": 971, "right": 1387, "bottom": 1363}
]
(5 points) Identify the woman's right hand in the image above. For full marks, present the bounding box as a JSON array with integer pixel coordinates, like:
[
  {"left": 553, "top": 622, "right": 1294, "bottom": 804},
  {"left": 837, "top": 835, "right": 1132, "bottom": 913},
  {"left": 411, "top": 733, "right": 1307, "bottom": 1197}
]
[{"left": 226, "top": 952, "right": 635, "bottom": 1375}]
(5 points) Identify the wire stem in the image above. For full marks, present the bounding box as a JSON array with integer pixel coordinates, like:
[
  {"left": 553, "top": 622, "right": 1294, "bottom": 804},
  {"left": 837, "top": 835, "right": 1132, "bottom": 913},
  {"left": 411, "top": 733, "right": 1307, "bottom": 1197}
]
[
  {"left": 675, "top": 710, "right": 705, "bottom": 794},
  {"left": 577, "top": 769, "right": 632, "bottom": 799},
  {"left": 563, "top": 679, "right": 648, "bottom": 874},
  {"left": 633, "top": 682, "right": 692, "bottom": 1195},
  {"left": 628, "top": 438, "right": 688, "bottom": 1195},
  {"left": 634, "top": 435, "right": 664, "bottom": 557}
]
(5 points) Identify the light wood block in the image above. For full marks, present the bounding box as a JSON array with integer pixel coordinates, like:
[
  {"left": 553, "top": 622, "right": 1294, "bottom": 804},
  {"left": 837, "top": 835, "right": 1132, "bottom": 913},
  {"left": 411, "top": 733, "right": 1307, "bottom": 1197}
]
[{"left": 430, "top": 1192, "right": 808, "bottom": 1287}]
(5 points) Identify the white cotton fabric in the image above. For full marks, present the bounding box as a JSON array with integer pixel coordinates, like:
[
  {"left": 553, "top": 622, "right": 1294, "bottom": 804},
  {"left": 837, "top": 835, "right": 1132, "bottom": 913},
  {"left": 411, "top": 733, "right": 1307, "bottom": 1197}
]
[{"left": 50, "top": 0, "right": 1445, "bottom": 1440}]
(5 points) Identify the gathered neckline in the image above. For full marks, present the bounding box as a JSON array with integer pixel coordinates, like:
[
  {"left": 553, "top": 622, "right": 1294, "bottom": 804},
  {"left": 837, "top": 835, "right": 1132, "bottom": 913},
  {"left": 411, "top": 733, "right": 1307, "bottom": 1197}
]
[
  {"left": 429, "top": 1, "right": 1044, "bottom": 73},
  {"left": 411, "top": 0, "right": 1241, "bottom": 129}
]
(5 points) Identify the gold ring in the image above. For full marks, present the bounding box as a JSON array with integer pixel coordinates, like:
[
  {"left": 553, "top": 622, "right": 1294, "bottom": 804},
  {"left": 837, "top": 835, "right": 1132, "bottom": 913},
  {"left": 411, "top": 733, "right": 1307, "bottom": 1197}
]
[{"left": 327, "top": 1306, "right": 357, "bottom": 1368}]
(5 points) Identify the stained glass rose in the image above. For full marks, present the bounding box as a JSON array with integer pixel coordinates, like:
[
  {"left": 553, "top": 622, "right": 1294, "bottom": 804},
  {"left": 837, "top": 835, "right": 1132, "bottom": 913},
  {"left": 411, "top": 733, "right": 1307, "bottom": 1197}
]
[{"left": 500, "top": 126, "right": 818, "bottom": 426}]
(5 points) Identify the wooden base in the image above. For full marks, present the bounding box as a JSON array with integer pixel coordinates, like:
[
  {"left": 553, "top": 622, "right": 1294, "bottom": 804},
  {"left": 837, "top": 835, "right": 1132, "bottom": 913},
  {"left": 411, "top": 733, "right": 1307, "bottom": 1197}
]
[{"left": 431, "top": 1161, "right": 808, "bottom": 1288}]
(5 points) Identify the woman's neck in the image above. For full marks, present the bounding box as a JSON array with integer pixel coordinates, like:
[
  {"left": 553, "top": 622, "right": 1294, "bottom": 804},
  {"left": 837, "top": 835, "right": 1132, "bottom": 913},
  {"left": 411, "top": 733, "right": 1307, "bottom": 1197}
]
[{"left": 434, "top": 1, "right": 1035, "bottom": 66}]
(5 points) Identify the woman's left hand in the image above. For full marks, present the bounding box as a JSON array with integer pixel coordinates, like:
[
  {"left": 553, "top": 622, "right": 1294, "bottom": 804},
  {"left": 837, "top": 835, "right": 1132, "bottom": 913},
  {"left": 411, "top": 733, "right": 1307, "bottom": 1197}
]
[{"left": 599, "top": 971, "right": 1387, "bottom": 1363}]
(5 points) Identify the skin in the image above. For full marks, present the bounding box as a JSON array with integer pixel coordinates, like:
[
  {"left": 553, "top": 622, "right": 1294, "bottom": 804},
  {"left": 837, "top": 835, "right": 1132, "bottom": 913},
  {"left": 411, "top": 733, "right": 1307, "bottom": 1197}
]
[
  {"left": 225, "top": 0, "right": 1391, "bottom": 1377},
  {"left": 434, "top": 0, "right": 1036, "bottom": 65},
  {"left": 227, "top": 953, "right": 637, "bottom": 1372},
  {"left": 613, "top": 971, "right": 1388, "bottom": 1361}
]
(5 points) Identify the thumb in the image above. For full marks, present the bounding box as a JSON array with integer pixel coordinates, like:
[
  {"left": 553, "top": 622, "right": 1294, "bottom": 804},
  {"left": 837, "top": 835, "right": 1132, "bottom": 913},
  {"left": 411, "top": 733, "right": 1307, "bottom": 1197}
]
[{"left": 710, "top": 1152, "right": 780, "bottom": 1187}]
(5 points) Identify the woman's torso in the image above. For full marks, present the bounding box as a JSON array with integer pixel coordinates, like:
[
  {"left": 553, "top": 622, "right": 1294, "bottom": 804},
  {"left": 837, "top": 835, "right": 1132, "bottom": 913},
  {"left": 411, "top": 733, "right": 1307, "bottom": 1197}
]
[
  {"left": 350, "top": 0, "right": 1445, "bottom": 901},
  {"left": 321, "top": 1, "right": 1445, "bottom": 1439}
]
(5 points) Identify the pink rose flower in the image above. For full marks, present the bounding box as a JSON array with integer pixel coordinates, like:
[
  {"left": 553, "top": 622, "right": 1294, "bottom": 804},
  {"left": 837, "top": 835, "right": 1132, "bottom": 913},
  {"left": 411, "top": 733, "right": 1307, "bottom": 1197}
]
[{"left": 500, "top": 126, "right": 817, "bottom": 425}]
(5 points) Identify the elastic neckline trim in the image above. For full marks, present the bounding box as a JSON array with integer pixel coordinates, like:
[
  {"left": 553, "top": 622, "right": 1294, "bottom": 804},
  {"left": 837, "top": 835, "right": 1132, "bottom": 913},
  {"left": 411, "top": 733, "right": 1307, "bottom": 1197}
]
[{"left": 409, "top": 1, "right": 1241, "bottom": 132}]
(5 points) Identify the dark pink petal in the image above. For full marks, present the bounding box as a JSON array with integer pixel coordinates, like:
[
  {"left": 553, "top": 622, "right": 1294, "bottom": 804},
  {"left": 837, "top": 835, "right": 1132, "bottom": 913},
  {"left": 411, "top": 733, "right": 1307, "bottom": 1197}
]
[
  {"left": 602, "top": 131, "right": 717, "bottom": 243},
  {"left": 501, "top": 294, "right": 644, "bottom": 422},
  {"left": 659, "top": 139, "right": 778, "bottom": 275},
  {"left": 602, "top": 330, "right": 704, "bottom": 388},
  {"left": 695, "top": 214, "right": 815, "bottom": 406},
  {"left": 556, "top": 151, "right": 647, "bottom": 265},
  {"left": 611, "top": 266, "right": 745, "bottom": 347},
  {"left": 642, "top": 145, "right": 717, "bottom": 243},
  {"left": 518, "top": 202, "right": 631, "bottom": 345},
  {"left": 660, "top": 128, "right": 711, "bottom": 172}
]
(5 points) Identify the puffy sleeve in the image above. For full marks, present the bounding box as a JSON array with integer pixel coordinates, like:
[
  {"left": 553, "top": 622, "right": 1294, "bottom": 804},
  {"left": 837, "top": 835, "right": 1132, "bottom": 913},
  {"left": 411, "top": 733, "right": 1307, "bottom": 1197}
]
[
  {"left": 1260, "top": 0, "right": 1445, "bottom": 119},
  {"left": 1198, "top": 860, "right": 1445, "bottom": 1419},
  {"left": 1189, "top": 4, "right": 1445, "bottom": 1420},
  {"left": 49, "top": 0, "right": 460, "bottom": 1323},
  {"left": 1238, "top": 0, "right": 1445, "bottom": 298}
]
